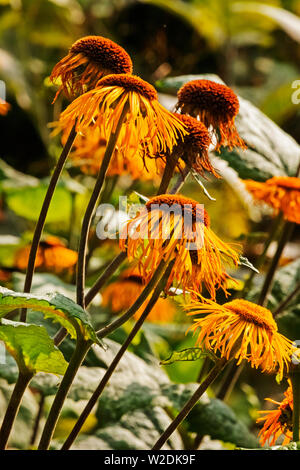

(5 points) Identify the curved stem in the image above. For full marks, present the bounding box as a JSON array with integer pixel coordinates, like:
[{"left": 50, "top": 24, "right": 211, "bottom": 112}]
[
  {"left": 61, "top": 260, "right": 174, "bottom": 450},
  {"left": 85, "top": 251, "right": 127, "bottom": 307},
  {"left": 37, "top": 337, "right": 91, "bottom": 450},
  {"left": 152, "top": 357, "right": 228, "bottom": 450},
  {"left": 96, "top": 257, "right": 168, "bottom": 338},
  {"left": 242, "top": 213, "right": 283, "bottom": 297},
  {"left": 76, "top": 104, "right": 129, "bottom": 308},
  {"left": 20, "top": 125, "right": 77, "bottom": 322},
  {"left": 273, "top": 282, "right": 300, "bottom": 318},
  {"left": 258, "top": 221, "right": 295, "bottom": 306},
  {"left": 157, "top": 153, "right": 179, "bottom": 195},
  {"left": 0, "top": 371, "right": 33, "bottom": 449},
  {"left": 30, "top": 393, "right": 45, "bottom": 446},
  {"left": 169, "top": 166, "right": 190, "bottom": 195}
]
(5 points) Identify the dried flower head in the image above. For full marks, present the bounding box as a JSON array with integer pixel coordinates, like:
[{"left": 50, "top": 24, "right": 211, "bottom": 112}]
[
  {"left": 176, "top": 79, "right": 246, "bottom": 151},
  {"left": 162, "top": 113, "right": 219, "bottom": 178},
  {"left": 52, "top": 74, "right": 187, "bottom": 165},
  {"left": 120, "top": 194, "right": 240, "bottom": 299},
  {"left": 244, "top": 176, "right": 300, "bottom": 224},
  {"left": 257, "top": 385, "right": 293, "bottom": 447},
  {"left": 102, "top": 268, "right": 176, "bottom": 323},
  {"left": 186, "top": 299, "right": 294, "bottom": 380},
  {"left": 50, "top": 35, "right": 133, "bottom": 101}
]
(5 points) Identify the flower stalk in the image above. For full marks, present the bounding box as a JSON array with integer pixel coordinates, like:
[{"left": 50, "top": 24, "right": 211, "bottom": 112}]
[
  {"left": 0, "top": 371, "right": 34, "bottom": 449},
  {"left": 61, "top": 259, "right": 175, "bottom": 450},
  {"left": 76, "top": 102, "right": 129, "bottom": 308},
  {"left": 20, "top": 124, "right": 77, "bottom": 322}
]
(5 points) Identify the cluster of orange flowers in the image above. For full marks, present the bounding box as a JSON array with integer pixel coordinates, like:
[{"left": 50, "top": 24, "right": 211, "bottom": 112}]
[{"left": 3, "top": 34, "right": 295, "bottom": 446}]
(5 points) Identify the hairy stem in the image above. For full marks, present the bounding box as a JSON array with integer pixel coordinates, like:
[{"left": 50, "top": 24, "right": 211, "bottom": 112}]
[
  {"left": 20, "top": 125, "right": 77, "bottom": 322},
  {"left": 61, "top": 260, "right": 174, "bottom": 450},
  {"left": 76, "top": 103, "right": 129, "bottom": 308},
  {"left": 37, "top": 337, "right": 92, "bottom": 450},
  {"left": 0, "top": 371, "right": 33, "bottom": 449}
]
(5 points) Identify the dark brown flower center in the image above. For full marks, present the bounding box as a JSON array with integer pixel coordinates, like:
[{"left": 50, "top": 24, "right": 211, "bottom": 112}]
[
  {"left": 177, "top": 79, "right": 239, "bottom": 120},
  {"left": 70, "top": 36, "right": 133, "bottom": 74}
]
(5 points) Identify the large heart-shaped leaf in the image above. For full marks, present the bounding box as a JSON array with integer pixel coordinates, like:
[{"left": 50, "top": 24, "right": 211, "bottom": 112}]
[
  {"left": 156, "top": 74, "right": 300, "bottom": 181},
  {"left": 0, "top": 318, "right": 67, "bottom": 375},
  {"left": 0, "top": 287, "right": 101, "bottom": 345}
]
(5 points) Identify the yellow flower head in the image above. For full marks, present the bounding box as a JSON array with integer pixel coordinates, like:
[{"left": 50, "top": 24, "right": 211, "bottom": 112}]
[
  {"left": 0, "top": 98, "right": 10, "bottom": 115},
  {"left": 176, "top": 79, "right": 246, "bottom": 152},
  {"left": 244, "top": 176, "right": 300, "bottom": 224},
  {"left": 186, "top": 298, "right": 294, "bottom": 380},
  {"left": 15, "top": 236, "right": 78, "bottom": 273},
  {"left": 50, "top": 35, "right": 133, "bottom": 101},
  {"left": 257, "top": 385, "right": 293, "bottom": 447},
  {"left": 64, "top": 125, "right": 164, "bottom": 182},
  {"left": 52, "top": 74, "right": 187, "bottom": 165},
  {"left": 101, "top": 268, "right": 176, "bottom": 323},
  {"left": 120, "top": 194, "right": 240, "bottom": 299}
]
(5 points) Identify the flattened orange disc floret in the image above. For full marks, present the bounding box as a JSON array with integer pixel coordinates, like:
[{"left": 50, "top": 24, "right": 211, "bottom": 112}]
[
  {"left": 97, "top": 74, "right": 157, "bottom": 101},
  {"left": 146, "top": 194, "right": 210, "bottom": 227},
  {"left": 225, "top": 299, "right": 277, "bottom": 333}
]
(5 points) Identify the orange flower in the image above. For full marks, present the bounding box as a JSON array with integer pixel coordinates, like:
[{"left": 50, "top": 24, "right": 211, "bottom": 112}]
[
  {"left": 50, "top": 35, "right": 133, "bottom": 101},
  {"left": 186, "top": 299, "right": 294, "bottom": 380},
  {"left": 120, "top": 194, "right": 240, "bottom": 299},
  {"left": 0, "top": 98, "right": 10, "bottom": 115},
  {"left": 159, "top": 113, "right": 219, "bottom": 178},
  {"left": 102, "top": 269, "right": 176, "bottom": 323},
  {"left": 52, "top": 74, "right": 187, "bottom": 167},
  {"left": 65, "top": 125, "right": 164, "bottom": 181},
  {"left": 257, "top": 385, "right": 293, "bottom": 447},
  {"left": 244, "top": 176, "right": 300, "bottom": 224},
  {"left": 176, "top": 79, "right": 246, "bottom": 151},
  {"left": 15, "top": 236, "right": 78, "bottom": 272}
]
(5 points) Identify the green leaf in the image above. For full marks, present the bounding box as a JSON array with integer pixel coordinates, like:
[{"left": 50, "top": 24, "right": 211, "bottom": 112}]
[
  {"left": 160, "top": 347, "right": 216, "bottom": 365},
  {"left": 56, "top": 339, "right": 258, "bottom": 450},
  {"left": 156, "top": 74, "right": 300, "bottom": 181},
  {"left": 0, "top": 287, "right": 101, "bottom": 345},
  {"left": 0, "top": 318, "right": 67, "bottom": 375},
  {"left": 4, "top": 183, "right": 72, "bottom": 223}
]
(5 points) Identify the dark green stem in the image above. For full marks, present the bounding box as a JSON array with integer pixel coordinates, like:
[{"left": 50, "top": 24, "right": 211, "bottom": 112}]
[
  {"left": 152, "top": 357, "right": 228, "bottom": 450},
  {"left": 157, "top": 153, "right": 179, "bottom": 195},
  {"left": 242, "top": 213, "right": 283, "bottom": 296},
  {"left": 61, "top": 260, "right": 174, "bottom": 450},
  {"left": 21, "top": 125, "right": 77, "bottom": 322},
  {"left": 37, "top": 337, "right": 92, "bottom": 450},
  {"left": 96, "top": 257, "right": 168, "bottom": 339},
  {"left": 76, "top": 104, "right": 129, "bottom": 308},
  {"left": 258, "top": 221, "right": 295, "bottom": 306},
  {"left": 0, "top": 371, "right": 33, "bottom": 449},
  {"left": 30, "top": 393, "right": 45, "bottom": 446},
  {"left": 273, "top": 282, "right": 300, "bottom": 318}
]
